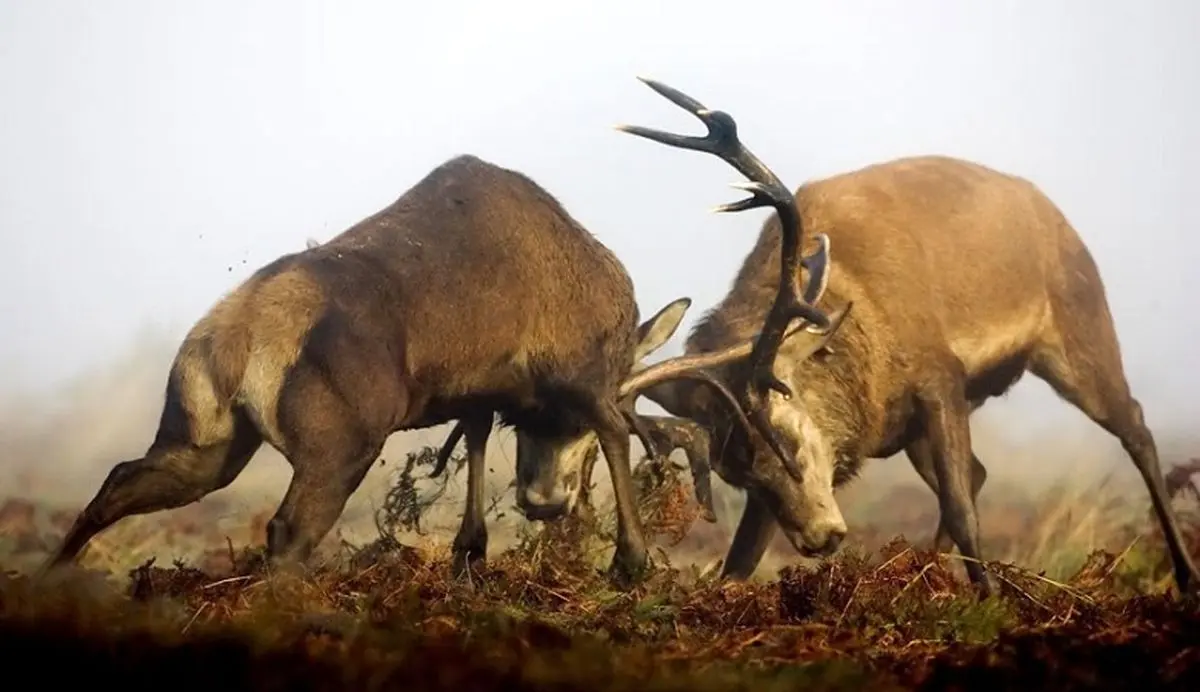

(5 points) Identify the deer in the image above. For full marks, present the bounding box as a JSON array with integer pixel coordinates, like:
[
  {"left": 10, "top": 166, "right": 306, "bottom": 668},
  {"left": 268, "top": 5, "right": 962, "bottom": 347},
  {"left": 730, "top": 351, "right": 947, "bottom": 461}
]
[
  {"left": 432, "top": 409, "right": 719, "bottom": 528},
  {"left": 527, "top": 76, "right": 1200, "bottom": 597},
  {"left": 40, "top": 153, "right": 770, "bottom": 584}
]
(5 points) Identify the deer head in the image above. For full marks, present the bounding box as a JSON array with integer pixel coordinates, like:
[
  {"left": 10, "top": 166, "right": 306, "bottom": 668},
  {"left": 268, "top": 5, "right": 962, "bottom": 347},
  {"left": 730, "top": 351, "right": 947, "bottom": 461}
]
[
  {"left": 514, "top": 296, "right": 738, "bottom": 520},
  {"left": 614, "top": 77, "right": 853, "bottom": 482}
]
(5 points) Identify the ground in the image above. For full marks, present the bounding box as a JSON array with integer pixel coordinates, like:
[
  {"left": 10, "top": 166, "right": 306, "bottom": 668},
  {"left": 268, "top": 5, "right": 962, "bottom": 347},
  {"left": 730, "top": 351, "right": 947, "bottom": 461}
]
[{"left": 1, "top": 447, "right": 1199, "bottom": 691}]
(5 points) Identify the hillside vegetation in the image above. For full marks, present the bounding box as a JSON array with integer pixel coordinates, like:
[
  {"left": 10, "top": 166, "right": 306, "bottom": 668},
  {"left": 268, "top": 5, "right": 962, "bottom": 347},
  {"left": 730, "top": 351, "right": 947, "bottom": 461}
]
[{"left": 2, "top": 442, "right": 1198, "bottom": 691}]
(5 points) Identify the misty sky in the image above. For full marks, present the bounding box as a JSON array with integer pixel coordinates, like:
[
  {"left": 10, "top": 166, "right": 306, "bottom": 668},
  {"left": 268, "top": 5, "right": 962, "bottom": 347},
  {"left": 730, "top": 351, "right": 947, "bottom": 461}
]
[{"left": 1, "top": 1, "right": 1197, "bottom": 442}]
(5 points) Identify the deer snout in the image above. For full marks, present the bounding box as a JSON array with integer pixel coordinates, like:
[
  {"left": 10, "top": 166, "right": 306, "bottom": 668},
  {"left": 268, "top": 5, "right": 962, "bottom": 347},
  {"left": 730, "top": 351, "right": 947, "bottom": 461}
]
[
  {"left": 517, "top": 485, "right": 573, "bottom": 521},
  {"left": 804, "top": 527, "right": 846, "bottom": 557},
  {"left": 782, "top": 493, "right": 849, "bottom": 558},
  {"left": 797, "top": 518, "right": 848, "bottom": 558}
]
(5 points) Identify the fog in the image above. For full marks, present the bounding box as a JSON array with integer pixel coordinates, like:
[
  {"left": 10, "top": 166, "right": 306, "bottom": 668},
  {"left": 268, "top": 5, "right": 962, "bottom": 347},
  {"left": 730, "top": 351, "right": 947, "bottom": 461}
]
[{"left": 1, "top": 1, "right": 1197, "bottom": 521}]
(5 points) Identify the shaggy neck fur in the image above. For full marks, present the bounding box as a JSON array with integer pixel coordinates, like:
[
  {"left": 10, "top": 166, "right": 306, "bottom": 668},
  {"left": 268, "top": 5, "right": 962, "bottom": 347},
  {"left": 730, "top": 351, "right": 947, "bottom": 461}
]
[{"left": 677, "top": 196, "right": 898, "bottom": 487}]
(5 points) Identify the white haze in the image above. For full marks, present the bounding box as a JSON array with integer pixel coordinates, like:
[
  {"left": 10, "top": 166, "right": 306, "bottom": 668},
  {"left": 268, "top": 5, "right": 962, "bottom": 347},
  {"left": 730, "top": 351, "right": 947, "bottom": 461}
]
[{"left": 0, "top": 1, "right": 1197, "bottom": 536}]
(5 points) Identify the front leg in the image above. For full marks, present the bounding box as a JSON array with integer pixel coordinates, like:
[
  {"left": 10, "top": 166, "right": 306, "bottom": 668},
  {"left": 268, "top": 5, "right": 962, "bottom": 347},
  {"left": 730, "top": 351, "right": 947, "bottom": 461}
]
[
  {"left": 906, "top": 438, "right": 988, "bottom": 553},
  {"left": 916, "top": 371, "right": 992, "bottom": 596},
  {"left": 451, "top": 413, "right": 492, "bottom": 577},
  {"left": 593, "top": 400, "right": 649, "bottom": 586},
  {"left": 720, "top": 491, "right": 778, "bottom": 580}
]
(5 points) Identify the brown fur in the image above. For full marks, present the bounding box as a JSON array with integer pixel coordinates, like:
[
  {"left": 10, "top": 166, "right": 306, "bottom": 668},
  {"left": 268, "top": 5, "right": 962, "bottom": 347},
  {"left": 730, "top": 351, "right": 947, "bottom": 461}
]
[
  {"left": 645, "top": 155, "right": 1199, "bottom": 594},
  {"left": 44, "top": 154, "right": 664, "bottom": 577}
]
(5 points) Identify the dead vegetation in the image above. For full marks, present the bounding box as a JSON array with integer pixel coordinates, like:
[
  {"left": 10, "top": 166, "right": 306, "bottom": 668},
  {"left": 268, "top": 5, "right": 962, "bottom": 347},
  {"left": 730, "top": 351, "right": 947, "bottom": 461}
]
[{"left": 2, "top": 453, "right": 1199, "bottom": 690}]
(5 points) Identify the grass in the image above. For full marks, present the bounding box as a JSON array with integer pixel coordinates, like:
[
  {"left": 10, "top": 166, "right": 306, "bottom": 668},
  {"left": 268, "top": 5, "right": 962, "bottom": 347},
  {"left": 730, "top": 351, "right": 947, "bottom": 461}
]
[{"left": 1, "top": 452, "right": 1199, "bottom": 691}]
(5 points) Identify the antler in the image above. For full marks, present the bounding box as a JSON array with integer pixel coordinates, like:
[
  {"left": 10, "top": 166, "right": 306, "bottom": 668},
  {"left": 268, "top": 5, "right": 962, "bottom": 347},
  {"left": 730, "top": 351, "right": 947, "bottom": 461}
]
[
  {"left": 638, "top": 414, "right": 719, "bottom": 523},
  {"left": 617, "top": 76, "right": 836, "bottom": 479},
  {"left": 616, "top": 297, "right": 849, "bottom": 399},
  {"left": 616, "top": 302, "right": 851, "bottom": 481}
]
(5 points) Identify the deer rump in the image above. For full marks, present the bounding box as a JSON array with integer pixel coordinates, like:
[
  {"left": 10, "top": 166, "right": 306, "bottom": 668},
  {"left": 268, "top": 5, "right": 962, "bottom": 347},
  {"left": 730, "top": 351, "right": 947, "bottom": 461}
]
[{"left": 43, "top": 153, "right": 765, "bottom": 581}]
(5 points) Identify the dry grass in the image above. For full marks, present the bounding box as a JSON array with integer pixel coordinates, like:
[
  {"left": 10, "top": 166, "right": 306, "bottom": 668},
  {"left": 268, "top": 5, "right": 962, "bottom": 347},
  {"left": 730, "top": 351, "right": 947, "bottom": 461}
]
[{"left": 2, "top": 449, "right": 1199, "bottom": 691}]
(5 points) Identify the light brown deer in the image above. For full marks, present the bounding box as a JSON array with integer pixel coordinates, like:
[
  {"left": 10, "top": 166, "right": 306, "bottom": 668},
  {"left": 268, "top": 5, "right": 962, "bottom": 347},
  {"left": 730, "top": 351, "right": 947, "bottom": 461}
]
[
  {"left": 42, "top": 153, "right": 766, "bottom": 583},
  {"left": 602, "top": 77, "right": 1198, "bottom": 596}
]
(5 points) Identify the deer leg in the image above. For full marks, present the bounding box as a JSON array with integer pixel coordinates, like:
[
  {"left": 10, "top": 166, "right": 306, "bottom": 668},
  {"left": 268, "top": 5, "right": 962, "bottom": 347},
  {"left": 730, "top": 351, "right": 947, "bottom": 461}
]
[
  {"left": 905, "top": 438, "right": 988, "bottom": 553},
  {"left": 266, "top": 388, "right": 382, "bottom": 565},
  {"left": 1032, "top": 347, "right": 1200, "bottom": 594},
  {"left": 429, "top": 421, "right": 465, "bottom": 478},
  {"left": 265, "top": 350, "right": 402, "bottom": 567},
  {"left": 266, "top": 438, "right": 380, "bottom": 566},
  {"left": 915, "top": 368, "right": 992, "bottom": 595},
  {"left": 592, "top": 399, "right": 649, "bottom": 585},
  {"left": 451, "top": 413, "right": 493, "bottom": 577},
  {"left": 720, "top": 492, "right": 779, "bottom": 580},
  {"left": 43, "top": 418, "right": 261, "bottom": 571}
]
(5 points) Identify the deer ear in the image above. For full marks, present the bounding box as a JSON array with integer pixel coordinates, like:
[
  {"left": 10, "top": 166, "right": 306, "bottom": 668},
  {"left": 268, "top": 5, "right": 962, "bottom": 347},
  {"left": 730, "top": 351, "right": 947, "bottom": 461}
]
[
  {"left": 633, "top": 297, "right": 692, "bottom": 363},
  {"left": 781, "top": 301, "right": 853, "bottom": 361},
  {"left": 801, "top": 233, "right": 831, "bottom": 305}
]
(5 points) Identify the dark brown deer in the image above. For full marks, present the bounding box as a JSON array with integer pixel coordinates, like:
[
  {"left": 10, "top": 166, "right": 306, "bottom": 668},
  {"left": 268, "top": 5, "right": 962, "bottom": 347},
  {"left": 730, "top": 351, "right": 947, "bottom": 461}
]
[
  {"left": 433, "top": 410, "right": 719, "bottom": 526},
  {"left": 428, "top": 297, "right": 719, "bottom": 527},
  {"left": 41, "top": 154, "right": 764, "bottom": 582},
  {"left": 605, "top": 77, "right": 1199, "bottom": 596}
]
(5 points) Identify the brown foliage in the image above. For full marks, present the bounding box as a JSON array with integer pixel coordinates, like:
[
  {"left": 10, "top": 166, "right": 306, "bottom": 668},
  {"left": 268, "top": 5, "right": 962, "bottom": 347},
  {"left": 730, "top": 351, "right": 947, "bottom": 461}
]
[{"left": 1, "top": 456, "right": 1199, "bottom": 690}]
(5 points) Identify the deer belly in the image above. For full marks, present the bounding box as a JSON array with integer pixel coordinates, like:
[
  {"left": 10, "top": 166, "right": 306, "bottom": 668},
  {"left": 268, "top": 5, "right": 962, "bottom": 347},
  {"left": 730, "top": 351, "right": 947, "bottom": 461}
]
[{"left": 945, "top": 304, "right": 1047, "bottom": 379}]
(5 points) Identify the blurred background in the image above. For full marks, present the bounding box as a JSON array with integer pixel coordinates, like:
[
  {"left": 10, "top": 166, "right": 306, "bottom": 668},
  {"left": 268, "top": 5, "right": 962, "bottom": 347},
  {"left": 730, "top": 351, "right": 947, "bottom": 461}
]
[{"left": 1, "top": 0, "right": 1197, "bottom": 578}]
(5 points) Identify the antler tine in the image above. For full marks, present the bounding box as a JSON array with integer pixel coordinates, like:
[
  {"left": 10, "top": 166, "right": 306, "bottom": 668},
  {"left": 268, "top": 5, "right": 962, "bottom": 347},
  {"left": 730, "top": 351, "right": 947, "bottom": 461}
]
[
  {"left": 618, "top": 76, "right": 838, "bottom": 481},
  {"left": 638, "top": 415, "right": 718, "bottom": 522},
  {"left": 620, "top": 368, "right": 760, "bottom": 459},
  {"left": 619, "top": 361, "right": 800, "bottom": 477},
  {"left": 616, "top": 76, "right": 832, "bottom": 330},
  {"left": 619, "top": 398, "right": 663, "bottom": 461},
  {"left": 631, "top": 76, "right": 711, "bottom": 125},
  {"left": 616, "top": 78, "right": 795, "bottom": 210}
]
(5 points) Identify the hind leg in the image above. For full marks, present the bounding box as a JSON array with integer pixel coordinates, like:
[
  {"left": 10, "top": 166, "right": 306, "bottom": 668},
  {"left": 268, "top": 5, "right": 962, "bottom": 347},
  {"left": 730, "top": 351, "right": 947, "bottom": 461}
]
[
  {"left": 266, "top": 434, "right": 381, "bottom": 565},
  {"left": 451, "top": 412, "right": 493, "bottom": 576},
  {"left": 265, "top": 369, "right": 390, "bottom": 566},
  {"left": 266, "top": 452, "right": 378, "bottom": 565},
  {"left": 906, "top": 438, "right": 988, "bottom": 553},
  {"left": 1031, "top": 339, "right": 1200, "bottom": 593},
  {"left": 44, "top": 416, "right": 261, "bottom": 570}
]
